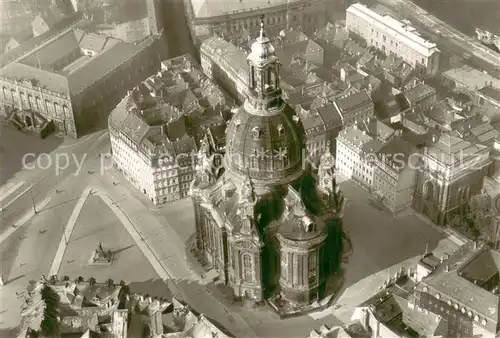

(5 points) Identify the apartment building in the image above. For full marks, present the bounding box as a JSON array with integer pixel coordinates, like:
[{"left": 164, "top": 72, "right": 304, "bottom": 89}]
[
  {"left": 336, "top": 122, "right": 384, "bottom": 189},
  {"left": 414, "top": 242, "right": 500, "bottom": 337},
  {"left": 373, "top": 137, "right": 418, "bottom": 214},
  {"left": 333, "top": 89, "right": 374, "bottom": 126},
  {"left": 346, "top": 3, "right": 440, "bottom": 76},
  {"left": 109, "top": 55, "right": 227, "bottom": 205}
]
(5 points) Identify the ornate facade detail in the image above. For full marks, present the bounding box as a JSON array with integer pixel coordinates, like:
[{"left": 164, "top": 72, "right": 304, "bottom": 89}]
[{"left": 190, "top": 20, "right": 344, "bottom": 306}]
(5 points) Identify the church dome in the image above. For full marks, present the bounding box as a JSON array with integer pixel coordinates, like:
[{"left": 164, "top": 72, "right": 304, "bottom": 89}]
[
  {"left": 225, "top": 102, "right": 304, "bottom": 187},
  {"left": 250, "top": 38, "right": 275, "bottom": 60}
]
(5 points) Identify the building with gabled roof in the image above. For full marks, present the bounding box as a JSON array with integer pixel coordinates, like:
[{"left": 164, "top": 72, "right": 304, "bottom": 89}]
[
  {"left": 0, "top": 25, "right": 167, "bottom": 137},
  {"left": 184, "top": 0, "right": 326, "bottom": 46},
  {"left": 109, "top": 54, "right": 228, "bottom": 205},
  {"left": 412, "top": 132, "right": 491, "bottom": 225},
  {"left": 414, "top": 241, "right": 500, "bottom": 337},
  {"left": 351, "top": 275, "right": 448, "bottom": 338},
  {"left": 333, "top": 90, "right": 374, "bottom": 127},
  {"left": 336, "top": 121, "right": 385, "bottom": 190}
]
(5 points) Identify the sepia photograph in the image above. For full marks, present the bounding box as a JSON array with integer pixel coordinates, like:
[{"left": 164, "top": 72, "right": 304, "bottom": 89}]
[{"left": 0, "top": 0, "right": 499, "bottom": 337}]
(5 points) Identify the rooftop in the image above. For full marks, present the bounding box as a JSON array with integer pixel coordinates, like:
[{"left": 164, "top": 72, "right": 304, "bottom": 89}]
[
  {"left": 479, "top": 86, "right": 500, "bottom": 103},
  {"left": 189, "top": 0, "right": 303, "bottom": 19},
  {"left": 335, "top": 90, "right": 372, "bottom": 113},
  {"left": 443, "top": 66, "right": 500, "bottom": 91},
  {"left": 347, "top": 4, "right": 439, "bottom": 57},
  {"left": 109, "top": 54, "right": 226, "bottom": 160},
  {"left": 0, "top": 27, "right": 156, "bottom": 96},
  {"left": 418, "top": 242, "right": 500, "bottom": 324},
  {"left": 425, "top": 133, "right": 487, "bottom": 167},
  {"left": 404, "top": 83, "right": 436, "bottom": 105}
]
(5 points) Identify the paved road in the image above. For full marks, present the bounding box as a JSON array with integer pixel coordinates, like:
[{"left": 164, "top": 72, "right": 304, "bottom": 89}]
[
  {"left": 0, "top": 117, "right": 63, "bottom": 185},
  {"left": 0, "top": 131, "right": 109, "bottom": 234},
  {"left": 163, "top": 0, "right": 197, "bottom": 59},
  {"left": 86, "top": 167, "right": 259, "bottom": 338},
  {"left": 0, "top": 137, "right": 111, "bottom": 333}
]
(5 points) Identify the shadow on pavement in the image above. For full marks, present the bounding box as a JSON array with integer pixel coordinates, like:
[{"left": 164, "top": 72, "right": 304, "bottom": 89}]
[
  {"left": 0, "top": 117, "right": 63, "bottom": 185},
  {"left": 0, "top": 326, "right": 19, "bottom": 337}
]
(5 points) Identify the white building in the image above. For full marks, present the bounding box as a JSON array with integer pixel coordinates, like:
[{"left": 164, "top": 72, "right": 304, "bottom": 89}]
[
  {"left": 346, "top": 3, "right": 440, "bottom": 76},
  {"left": 109, "top": 55, "right": 227, "bottom": 205},
  {"left": 336, "top": 122, "right": 384, "bottom": 190}
]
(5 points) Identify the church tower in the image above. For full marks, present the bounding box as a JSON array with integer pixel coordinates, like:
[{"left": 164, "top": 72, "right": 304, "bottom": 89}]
[
  {"left": 224, "top": 16, "right": 304, "bottom": 192},
  {"left": 246, "top": 16, "right": 282, "bottom": 111}
]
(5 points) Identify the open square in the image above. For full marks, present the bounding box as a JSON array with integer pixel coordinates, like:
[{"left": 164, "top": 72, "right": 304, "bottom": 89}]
[{"left": 58, "top": 194, "right": 160, "bottom": 283}]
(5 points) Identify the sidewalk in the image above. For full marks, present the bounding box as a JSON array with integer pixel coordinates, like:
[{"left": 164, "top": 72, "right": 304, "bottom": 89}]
[
  {"left": 0, "top": 181, "right": 24, "bottom": 204},
  {"left": 90, "top": 175, "right": 259, "bottom": 338},
  {"left": 412, "top": 212, "right": 469, "bottom": 246},
  {"left": 48, "top": 188, "right": 93, "bottom": 276}
]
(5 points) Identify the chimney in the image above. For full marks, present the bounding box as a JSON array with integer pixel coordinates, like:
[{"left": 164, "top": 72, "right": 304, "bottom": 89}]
[
  {"left": 445, "top": 264, "right": 449, "bottom": 272},
  {"left": 473, "top": 241, "right": 478, "bottom": 249},
  {"left": 161, "top": 124, "right": 167, "bottom": 136}
]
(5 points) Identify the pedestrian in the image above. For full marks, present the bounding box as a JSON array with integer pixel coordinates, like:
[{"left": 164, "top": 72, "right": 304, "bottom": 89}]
[
  {"left": 38, "top": 229, "right": 44, "bottom": 235},
  {"left": 11, "top": 224, "right": 16, "bottom": 229}
]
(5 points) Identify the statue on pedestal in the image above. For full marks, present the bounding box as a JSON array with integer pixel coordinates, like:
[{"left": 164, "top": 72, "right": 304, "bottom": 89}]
[{"left": 92, "top": 242, "right": 113, "bottom": 263}]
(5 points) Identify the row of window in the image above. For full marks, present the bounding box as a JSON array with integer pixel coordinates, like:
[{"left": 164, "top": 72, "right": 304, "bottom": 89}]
[{"left": 2, "top": 86, "right": 70, "bottom": 118}]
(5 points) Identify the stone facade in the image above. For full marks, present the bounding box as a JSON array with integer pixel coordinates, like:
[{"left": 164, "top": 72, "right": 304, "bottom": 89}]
[
  {"left": 412, "top": 134, "right": 491, "bottom": 225},
  {"left": 184, "top": 0, "right": 326, "bottom": 47},
  {"left": 0, "top": 28, "right": 167, "bottom": 137},
  {"left": 190, "top": 21, "right": 345, "bottom": 305}
]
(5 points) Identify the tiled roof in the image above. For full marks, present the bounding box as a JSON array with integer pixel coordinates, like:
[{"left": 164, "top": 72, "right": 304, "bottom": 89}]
[
  {"left": 335, "top": 90, "right": 372, "bottom": 112},
  {"left": 404, "top": 83, "right": 436, "bottom": 104},
  {"left": 190, "top": 0, "right": 302, "bottom": 19},
  {"left": 375, "top": 137, "right": 416, "bottom": 172},
  {"left": 200, "top": 36, "right": 248, "bottom": 81},
  {"left": 418, "top": 242, "right": 500, "bottom": 325},
  {"left": 426, "top": 133, "right": 487, "bottom": 166}
]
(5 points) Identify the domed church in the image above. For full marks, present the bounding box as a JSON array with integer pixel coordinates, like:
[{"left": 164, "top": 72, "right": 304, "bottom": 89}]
[{"left": 189, "top": 19, "right": 346, "bottom": 305}]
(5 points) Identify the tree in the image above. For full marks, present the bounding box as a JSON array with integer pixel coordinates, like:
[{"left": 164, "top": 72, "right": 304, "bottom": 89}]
[
  {"left": 40, "top": 285, "right": 60, "bottom": 337},
  {"left": 468, "top": 192, "right": 496, "bottom": 245}
]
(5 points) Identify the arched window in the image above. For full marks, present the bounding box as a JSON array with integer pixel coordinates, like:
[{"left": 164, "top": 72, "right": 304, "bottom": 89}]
[
  {"left": 54, "top": 102, "right": 60, "bottom": 117},
  {"left": 45, "top": 99, "right": 52, "bottom": 114},
  {"left": 36, "top": 97, "right": 42, "bottom": 111},
  {"left": 63, "top": 105, "right": 69, "bottom": 117},
  {"left": 27, "top": 94, "right": 34, "bottom": 109},
  {"left": 2, "top": 86, "right": 7, "bottom": 100},
  {"left": 242, "top": 254, "right": 253, "bottom": 283},
  {"left": 11, "top": 89, "right": 17, "bottom": 103},
  {"left": 423, "top": 181, "right": 434, "bottom": 201}
]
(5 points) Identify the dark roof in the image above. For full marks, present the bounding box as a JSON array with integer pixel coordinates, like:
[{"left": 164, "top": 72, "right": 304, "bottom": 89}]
[
  {"left": 404, "top": 83, "right": 436, "bottom": 104},
  {"left": 479, "top": 86, "right": 500, "bottom": 103},
  {"left": 335, "top": 90, "right": 372, "bottom": 112},
  {"left": 418, "top": 242, "right": 500, "bottom": 324},
  {"left": 225, "top": 103, "right": 303, "bottom": 184}
]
